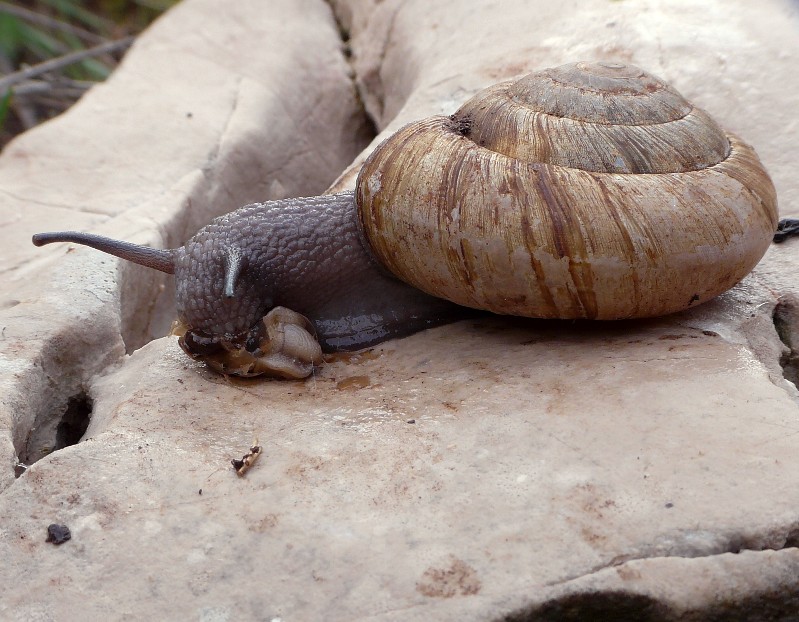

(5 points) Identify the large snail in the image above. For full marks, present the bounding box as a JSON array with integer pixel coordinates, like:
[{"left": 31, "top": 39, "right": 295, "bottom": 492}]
[{"left": 32, "top": 61, "right": 778, "bottom": 379}]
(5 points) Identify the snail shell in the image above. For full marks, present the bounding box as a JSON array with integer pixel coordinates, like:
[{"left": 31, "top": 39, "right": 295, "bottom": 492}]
[{"left": 357, "top": 61, "right": 778, "bottom": 319}]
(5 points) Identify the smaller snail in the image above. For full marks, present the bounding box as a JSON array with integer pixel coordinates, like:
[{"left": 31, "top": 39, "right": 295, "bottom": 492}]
[{"left": 33, "top": 61, "right": 778, "bottom": 379}]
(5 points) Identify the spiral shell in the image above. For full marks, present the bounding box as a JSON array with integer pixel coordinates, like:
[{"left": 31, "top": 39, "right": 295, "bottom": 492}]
[{"left": 356, "top": 61, "right": 778, "bottom": 319}]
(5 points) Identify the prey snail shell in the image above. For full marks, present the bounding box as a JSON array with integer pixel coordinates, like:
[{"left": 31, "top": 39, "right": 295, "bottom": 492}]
[{"left": 32, "top": 61, "right": 778, "bottom": 378}]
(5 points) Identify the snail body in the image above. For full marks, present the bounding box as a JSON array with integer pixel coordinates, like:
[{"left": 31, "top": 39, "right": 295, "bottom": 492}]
[{"left": 32, "top": 61, "right": 778, "bottom": 378}]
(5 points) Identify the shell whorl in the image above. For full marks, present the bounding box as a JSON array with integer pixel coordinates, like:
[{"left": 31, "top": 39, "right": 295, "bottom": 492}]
[{"left": 356, "top": 61, "right": 778, "bottom": 320}]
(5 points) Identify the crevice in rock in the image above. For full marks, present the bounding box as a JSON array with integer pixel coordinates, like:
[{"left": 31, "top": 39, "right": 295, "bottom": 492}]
[
  {"left": 16, "top": 390, "right": 93, "bottom": 472},
  {"left": 324, "top": 0, "right": 380, "bottom": 139},
  {"left": 772, "top": 297, "right": 799, "bottom": 389},
  {"left": 500, "top": 528, "right": 799, "bottom": 622},
  {"left": 112, "top": 5, "right": 378, "bottom": 356},
  {"left": 528, "top": 523, "right": 799, "bottom": 609},
  {"left": 502, "top": 583, "right": 799, "bottom": 622},
  {"left": 502, "top": 591, "right": 669, "bottom": 622},
  {"left": 328, "top": 1, "right": 353, "bottom": 59},
  {"left": 119, "top": 262, "right": 176, "bottom": 354}
]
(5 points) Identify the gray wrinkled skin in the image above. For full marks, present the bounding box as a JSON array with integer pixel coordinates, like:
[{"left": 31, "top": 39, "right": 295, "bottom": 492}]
[{"left": 174, "top": 191, "right": 463, "bottom": 351}]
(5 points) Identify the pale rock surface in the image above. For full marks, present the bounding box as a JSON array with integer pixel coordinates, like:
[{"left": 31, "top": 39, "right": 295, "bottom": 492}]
[{"left": 2, "top": 0, "right": 799, "bottom": 620}]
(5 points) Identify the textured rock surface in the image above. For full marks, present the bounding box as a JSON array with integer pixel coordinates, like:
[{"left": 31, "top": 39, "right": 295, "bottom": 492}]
[{"left": 2, "top": 0, "right": 799, "bottom": 620}]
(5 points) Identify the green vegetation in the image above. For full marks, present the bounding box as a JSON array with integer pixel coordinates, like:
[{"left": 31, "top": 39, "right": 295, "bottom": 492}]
[{"left": 0, "top": 0, "right": 178, "bottom": 146}]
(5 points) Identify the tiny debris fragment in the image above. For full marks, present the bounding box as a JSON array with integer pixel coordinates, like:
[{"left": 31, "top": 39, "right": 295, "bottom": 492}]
[
  {"left": 232, "top": 442, "right": 262, "bottom": 477},
  {"left": 46, "top": 524, "right": 71, "bottom": 545}
]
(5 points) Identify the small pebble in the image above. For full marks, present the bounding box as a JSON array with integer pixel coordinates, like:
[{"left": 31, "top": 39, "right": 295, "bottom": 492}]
[{"left": 46, "top": 524, "right": 71, "bottom": 545}]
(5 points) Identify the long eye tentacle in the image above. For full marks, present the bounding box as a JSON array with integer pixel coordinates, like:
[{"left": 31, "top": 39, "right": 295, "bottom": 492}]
[{"left": 32, "top": 231, "right": 176, "bottom": 274}]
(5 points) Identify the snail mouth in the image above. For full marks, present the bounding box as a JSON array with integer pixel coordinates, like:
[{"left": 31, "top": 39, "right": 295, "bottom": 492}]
[{"left": 171, "top": 307, "right": 323, "bottom": 379}]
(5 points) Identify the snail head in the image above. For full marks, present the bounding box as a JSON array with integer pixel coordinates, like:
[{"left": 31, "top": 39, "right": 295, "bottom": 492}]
[{"left": 31, "top": 228, "right": 321, "bottom": 378}]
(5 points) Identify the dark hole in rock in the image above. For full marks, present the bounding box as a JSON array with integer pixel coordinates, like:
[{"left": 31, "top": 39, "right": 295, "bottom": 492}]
[
  {"left": 772, "top": 299, "right": 799, "bottom": 388},
  {"left": 56, "top": 393, "right": 93, "bottom": 449},
  {"left": 18, "top": 392, "right": 93, "bottom": 468}
]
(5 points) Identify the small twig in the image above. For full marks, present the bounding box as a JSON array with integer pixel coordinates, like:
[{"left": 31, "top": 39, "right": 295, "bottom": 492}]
[
  {"left": 25, "top": 95, "right": 74, "bottom": 111},
  {"left": 0, "top": 1, "right": 105, "bottom": 45},
  {"left": 0, "top": 36, "right": 134, "bottom": 95},
  {"left": 12, "top": 78, "right": 93, "bottom": 97},
  {"left": 0, "top": 50, "right": 37, "bottom": 128}
]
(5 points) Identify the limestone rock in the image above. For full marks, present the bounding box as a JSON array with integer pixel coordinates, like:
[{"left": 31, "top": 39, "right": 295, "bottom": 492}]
[{"left": 2, "top": 0, "right": 799, "bottom": 619}]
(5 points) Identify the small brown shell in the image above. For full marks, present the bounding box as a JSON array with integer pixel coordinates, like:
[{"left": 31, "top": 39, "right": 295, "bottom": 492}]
[
  {"left": 356, "top": 61, "right": 778, "bottom": 319},
  {"left": 172, "top": 306, "right": 323, "bottom": 378}
]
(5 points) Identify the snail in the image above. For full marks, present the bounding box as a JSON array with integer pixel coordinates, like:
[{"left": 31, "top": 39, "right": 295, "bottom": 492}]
[{"left": 32, "top": 61, "right": 778, "bottom": 379}]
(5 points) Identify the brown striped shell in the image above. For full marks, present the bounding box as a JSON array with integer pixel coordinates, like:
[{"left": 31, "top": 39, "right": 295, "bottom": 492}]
[{"left": 356, "top": 61, "right": 778, "bottom": 319}]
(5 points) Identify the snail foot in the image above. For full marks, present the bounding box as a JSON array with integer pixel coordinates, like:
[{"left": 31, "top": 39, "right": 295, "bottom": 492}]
[
  {"left": 774, "top": 219, "right": 799, "bottom": 243},
  {"left": 172, "top": 306, "right": 323, "bottom": 379}
]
